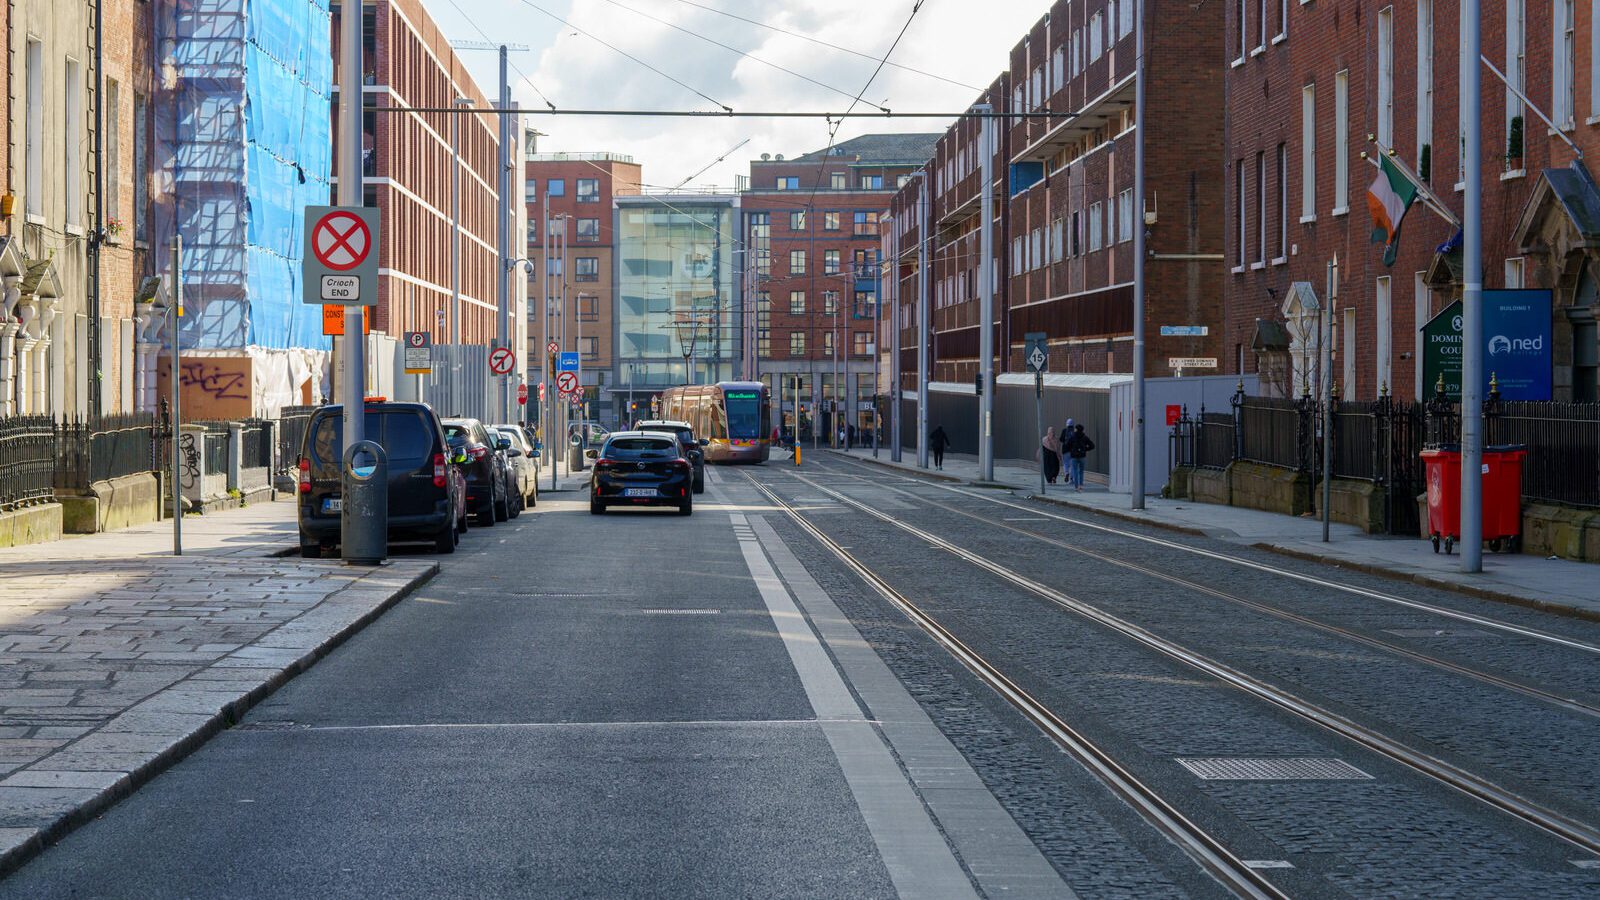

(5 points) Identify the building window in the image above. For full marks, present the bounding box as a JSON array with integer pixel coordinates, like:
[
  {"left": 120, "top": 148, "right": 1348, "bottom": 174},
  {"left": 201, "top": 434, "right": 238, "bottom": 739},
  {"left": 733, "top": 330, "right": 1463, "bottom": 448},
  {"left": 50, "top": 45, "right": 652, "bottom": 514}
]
[
  {"left": 897, "top": 174, "right": 911, "bottom": 188},
  {"left": 1505, "top": 256, "right": 1525, "bottom": 289},
  {"left": 790, "top": 210, "right": 806, "bottom": 230},
  {"left": 1051, "top": 217, "right": 1065, "bottom": 261},
  {"left": 525, "top": 179, "right": 538, "bottom": 203},
  {"left": 578, "top": 336, "right": 599, "bottom": 359},
  {"left": 776, "top": 176, "right": 799, "bottom": 190},
  {"left": 824, "top": 249, "right": 841, "bottom": 274},
  {"left": 789, "top": 290, "right": 806, "bottom": 314},
  {"left": 1375, "top": 276, "right": 1392, "bottom": 392},
  {"left": 853, "top": 211, "right": 880, "bottom": 236},
  {"left": 1090, "top": 12, "right": 1104, "bottom": 60},
  {"left": 1072, "top": 29, "right": 1082, "bottom": 75},
  {"left": 25, "top": 40, "right": 41, "bottom": 218},
  {"left": 824, "top": 211, "right": 841, "bottom": 230},
  {"left": 66, "top": 58, "right": 83, "bottom": 227},
  {"left": 790, "top": 249, "right": 806, "bottom": 275},
  {"left": 104, "top": 79, "right": 121, "bottom": 228},
  {"left": 853, "top": 331, "right": 871, "bottom": 355},
  {"left": 577, "top": 217, "right": 599, "bottom": 240},
  {"left": 1507, "top": 0, "right": 1525, "bottom": 157},
  {"left": 1255, "top": 151, "right": 1267, "bottom": 264},
  {"left": 1275, "top": 143, "right": 1287, "bottom": 259},
  {"left": 576, "top": 178, "right": 599, "bottom": 202},
  {"left": 823, "top": 290, "right": 839, "bottom": 314},
  {"left": 1235, "top": 160, "right": 1246, "bottom": 269},
  {"left": 1592, "top": 0, "right": 1600, "bottom": 118},
  {"left": 574, "top": 257, "right": 599, "bottom": 282},
  {"left": 547, "top": 178, "right": 565, "bottom": 197},
  {"left": 547, "top": 257, "right": 562, "bottom": 276},
  {"left": 1258, "top": 0, "right": 1267, "bottom": 50},
  {"left": 1418, "top": 0, "right": 1433, "bottom": 176},
  {"left": 134, "top": 92, "right": 148, "bottom": 241},
  {"left": 823, "top": 331, "right": 834, "bottom": 356},
  {"left": 757, "top": 292, "right": 771, "bottom": 356},
  {"left": 577, "top": 294, "right": 600, "bottom": 322},
  {"left": 790, "top": 332, "right": 806, "bottom": 356},
  {"left": 1089, "top": 202, "right": 1103, "bottom": 250},
  {"left": 1301, "top": 83, "right": 1316, "bottom": 218},
  {"left": 1070, "top": 210, "right": 1082, "bottom": 255},
  {"left": 860, "top": 175, "right": 883, "bottom": 190},
  {"left": 1118, "top": 190, "right": 1134, "bottom": 243},
  {"left": 1556, "top": 0, "right": 1577, "bottom": 127},
  {"left": 526, "top": 221, "right": 538, "bottom": 245},
  {"left": 1276, "top": 0, "right": 1287, "bottom": 40},
  {"left": 1334, "top": 70, "right": 1349, "bottom": 213},
  {"left": 1235, "top": 0, "right": 1247, "bottom": 62},
  {"left": 1377, "top": 7, "right": 1394, "bottom": 146},
  {"left": 1121, "top": 0, "right": 1135, "bottom": 38},
  {"left": 853, "top": 289, "right": 875, "bottom": 318},
  {"left": 830, "top": 172, "right": 846, "bottom": 189}
]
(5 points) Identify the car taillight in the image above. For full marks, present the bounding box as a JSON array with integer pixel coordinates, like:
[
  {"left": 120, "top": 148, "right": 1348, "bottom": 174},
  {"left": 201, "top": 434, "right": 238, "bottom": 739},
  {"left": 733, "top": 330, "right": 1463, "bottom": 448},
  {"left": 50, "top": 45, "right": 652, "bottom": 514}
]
[
  {"left": 468, "top": 445, "right": 488, "bottom": 461},
  {"left": 297, "top": 458, "right": 311, "bottom": 494},
  {"left": 594, "top": 458, "right": 613, "bottom": 470},
  {"left": 674, "top": 459, "right": 690, "bottom": 470},
  {"left": 433, "top": 453, "right": 447, "bottom": 488}
]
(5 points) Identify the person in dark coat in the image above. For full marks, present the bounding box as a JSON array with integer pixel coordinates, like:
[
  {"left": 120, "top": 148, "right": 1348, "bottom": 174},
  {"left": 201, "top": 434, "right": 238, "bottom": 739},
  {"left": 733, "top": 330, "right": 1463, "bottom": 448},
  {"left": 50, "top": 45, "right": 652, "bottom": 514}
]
[
  {"left": 929, "top": 426, "right": 950, "bottom": 470},
  {"left": 1041, "top": 426, "right": 1061, "bottom": 484},
  {"left": 1062, "top": 423, "right": 1095, "bottom": 491}
]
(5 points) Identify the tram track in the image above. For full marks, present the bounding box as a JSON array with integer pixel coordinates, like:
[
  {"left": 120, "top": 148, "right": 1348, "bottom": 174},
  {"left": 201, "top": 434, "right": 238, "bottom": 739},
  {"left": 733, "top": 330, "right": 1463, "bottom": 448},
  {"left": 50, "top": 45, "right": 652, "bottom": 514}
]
[
  {"left": 745, "top": 465, "right": 1600, "bottom": 867},
  {"left": 820, "top": 468, "right": 1600, "bottom": 721},
  {"left": 738, "top": 471, "right": 1291, "bottom": 900}
]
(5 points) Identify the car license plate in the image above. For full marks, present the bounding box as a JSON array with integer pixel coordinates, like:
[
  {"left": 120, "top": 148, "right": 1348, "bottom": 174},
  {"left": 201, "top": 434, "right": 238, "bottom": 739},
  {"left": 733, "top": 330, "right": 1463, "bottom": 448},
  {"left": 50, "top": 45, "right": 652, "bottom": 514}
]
[
  {"left": 322, "top": 497, "right": 342, "bottom": 513},
  {"left": 624, "top": 488, "right": 655, "bottom": 498}
]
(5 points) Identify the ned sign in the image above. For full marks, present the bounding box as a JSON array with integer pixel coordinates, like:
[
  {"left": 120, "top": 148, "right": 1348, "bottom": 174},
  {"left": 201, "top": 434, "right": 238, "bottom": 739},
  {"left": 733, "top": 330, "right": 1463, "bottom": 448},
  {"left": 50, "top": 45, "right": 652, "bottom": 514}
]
[{"left": 1483, "top": 289, "right": 1552, "bottom": 400}]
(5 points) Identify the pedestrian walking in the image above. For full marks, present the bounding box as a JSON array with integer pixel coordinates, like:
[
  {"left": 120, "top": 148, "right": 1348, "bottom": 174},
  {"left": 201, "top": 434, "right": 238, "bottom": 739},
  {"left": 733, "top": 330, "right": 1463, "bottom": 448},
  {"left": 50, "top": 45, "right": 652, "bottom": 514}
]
[
  {"left": 929, "top": 425, "right": 950, "bottom": 470},
  {"left": 1063, "top": 423, "right": 1095, "bottom": 491},
  {"left": 1041, "top": 426, "right": 1061, "bottom": 484}
]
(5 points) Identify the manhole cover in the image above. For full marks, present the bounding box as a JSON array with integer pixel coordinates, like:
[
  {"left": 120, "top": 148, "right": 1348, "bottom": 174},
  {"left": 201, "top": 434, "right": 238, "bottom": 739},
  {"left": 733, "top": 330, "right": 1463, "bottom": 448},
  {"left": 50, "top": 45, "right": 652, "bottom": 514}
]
[
  {"left": 1176, "top": 757, "right": 1373, "bottom": 780},
  {"left": 640, "top": 609, "right": 721, "bottom": 615}
]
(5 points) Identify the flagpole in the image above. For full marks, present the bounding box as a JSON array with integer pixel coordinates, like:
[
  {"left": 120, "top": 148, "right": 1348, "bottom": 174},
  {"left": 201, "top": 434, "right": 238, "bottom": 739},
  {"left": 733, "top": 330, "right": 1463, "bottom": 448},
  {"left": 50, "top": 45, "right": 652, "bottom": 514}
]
[{"left": 1362, "top": 142, "right": 1462, "bottom": 228}]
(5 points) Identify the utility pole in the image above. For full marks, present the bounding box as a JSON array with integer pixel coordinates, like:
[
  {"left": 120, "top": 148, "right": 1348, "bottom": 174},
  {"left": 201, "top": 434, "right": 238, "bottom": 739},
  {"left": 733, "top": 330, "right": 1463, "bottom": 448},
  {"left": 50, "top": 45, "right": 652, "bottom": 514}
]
[
  {"left": 451, "top": 98, "right": 464, "bottom": 342},
  {"left": 339, "top": 0, "right": 365, "bottom": 453},
  {"left": 89, "top": 0, "right": 105, "bottom": 416},
  {"left": 976, "top": 103, "right": 995, "bottom": 482},
  {"left": 495, "top": 47, "right": 512, "bottom": 424},
  {"left": 1460, "top": 0, "right": 1485, "bottom": 573},
  {"left": 916, "top": 172, "right": 930, "bottom": 469},
  {"left": 890, "top": 203, "right": 902, "bottom": 462},
  {"left": 171, "top": 235, "right": 182, "bottom": 556},
  {"left": 1323, "top": 255, "right": 1336, "bottom": 543},
  {"left": 1130, "top": 0, "right": 1148, "bottom": 507}
]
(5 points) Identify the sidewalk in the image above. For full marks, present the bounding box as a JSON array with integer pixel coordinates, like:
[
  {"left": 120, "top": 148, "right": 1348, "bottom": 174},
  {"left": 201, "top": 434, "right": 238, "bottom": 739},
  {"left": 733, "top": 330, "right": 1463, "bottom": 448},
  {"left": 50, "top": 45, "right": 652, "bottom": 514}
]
[
  {"left": 0, "top": 496, "right": 436, "bottom": 873},
  {"left": 831, "top": 448, "right": 1600, "bottom": 621}
]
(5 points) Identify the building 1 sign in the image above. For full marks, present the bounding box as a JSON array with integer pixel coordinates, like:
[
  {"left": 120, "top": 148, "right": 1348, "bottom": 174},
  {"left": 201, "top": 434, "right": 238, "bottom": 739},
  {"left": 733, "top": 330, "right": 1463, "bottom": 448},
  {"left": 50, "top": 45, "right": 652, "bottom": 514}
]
[{"left": 1483, "top": 289, "right": 1552, "bottom": 400}]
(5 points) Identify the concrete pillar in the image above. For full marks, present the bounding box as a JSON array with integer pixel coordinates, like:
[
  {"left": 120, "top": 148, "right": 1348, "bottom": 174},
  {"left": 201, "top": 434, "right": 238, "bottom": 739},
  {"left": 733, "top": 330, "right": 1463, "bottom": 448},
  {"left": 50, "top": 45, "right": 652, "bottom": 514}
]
[{"left": 227, "top": 421, "right": 243, "bottom": 493}]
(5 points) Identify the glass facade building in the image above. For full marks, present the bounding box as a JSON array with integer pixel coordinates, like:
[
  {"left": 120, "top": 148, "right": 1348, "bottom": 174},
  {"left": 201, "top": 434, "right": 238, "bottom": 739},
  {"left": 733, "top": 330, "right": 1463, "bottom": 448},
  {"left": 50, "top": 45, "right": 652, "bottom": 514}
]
[{"left": 614, "top": 195, "right": 742, "bottom": 390}]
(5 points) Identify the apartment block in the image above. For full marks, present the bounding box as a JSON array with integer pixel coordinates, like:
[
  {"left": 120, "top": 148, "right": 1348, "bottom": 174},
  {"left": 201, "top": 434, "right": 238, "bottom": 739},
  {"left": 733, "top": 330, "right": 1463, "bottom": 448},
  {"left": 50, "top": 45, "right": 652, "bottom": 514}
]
[
  {"left": 742, "top": 134, "right": 936, "bottom": 438},
  {"left": 1225, "top": 0, "right": 1600, "bottom": 402},
  {"left": 523, "top": 149, "right": 641, "bottom": 423}
]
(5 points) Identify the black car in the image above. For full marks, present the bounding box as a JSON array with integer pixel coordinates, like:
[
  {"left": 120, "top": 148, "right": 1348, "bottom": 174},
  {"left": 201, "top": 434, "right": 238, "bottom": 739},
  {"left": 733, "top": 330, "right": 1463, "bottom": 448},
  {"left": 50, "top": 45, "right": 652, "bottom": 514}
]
[
  {"left": 443, "top": 418, "right": 512, "bottom": 526},
  {"left": 587, "top": 431, "right": 694, "bottom": 516},
  {"left": 633, "top": 419, "right": 707, "bottom": 494},
  {"left": 296, "top": 401, "right": 468, "bottom": 557}
]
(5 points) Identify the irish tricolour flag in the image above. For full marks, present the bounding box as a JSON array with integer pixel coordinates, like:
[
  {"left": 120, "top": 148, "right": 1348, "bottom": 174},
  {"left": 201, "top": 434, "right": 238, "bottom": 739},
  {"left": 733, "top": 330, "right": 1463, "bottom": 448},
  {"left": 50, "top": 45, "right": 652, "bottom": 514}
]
[{"left": 1366, "top": 154, "right": 1418, "bottom": 266}]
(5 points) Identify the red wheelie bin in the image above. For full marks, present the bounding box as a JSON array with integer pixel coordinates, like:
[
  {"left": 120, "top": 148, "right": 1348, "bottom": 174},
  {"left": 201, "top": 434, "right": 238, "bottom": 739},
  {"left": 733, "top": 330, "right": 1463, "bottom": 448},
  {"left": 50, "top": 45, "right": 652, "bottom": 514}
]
[{"left": 1419, "top": 445, "right": 1526, "bottom": 554}]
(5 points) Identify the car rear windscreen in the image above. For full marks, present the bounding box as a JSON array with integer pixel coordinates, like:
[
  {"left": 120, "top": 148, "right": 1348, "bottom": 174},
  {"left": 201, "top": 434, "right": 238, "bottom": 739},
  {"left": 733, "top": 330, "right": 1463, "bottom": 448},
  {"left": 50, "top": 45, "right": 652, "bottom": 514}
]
[
  {"left": 310, "top": 410, "right": 434, "bottom": 466},
  {"left": 605, "top": 438, "right": 676, "bottom": 456}
]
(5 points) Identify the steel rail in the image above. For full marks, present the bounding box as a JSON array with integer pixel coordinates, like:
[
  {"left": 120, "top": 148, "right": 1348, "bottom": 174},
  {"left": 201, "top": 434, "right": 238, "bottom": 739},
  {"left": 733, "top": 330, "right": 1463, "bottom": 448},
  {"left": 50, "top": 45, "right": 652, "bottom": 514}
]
[
  {"left": 842, "top": 472, "right": 1600, "bottom": 720},
  {"left": 739, "top": 472, "right": 1290, "bottom": 900},
  {"left": 824, "top": 454, "right": 1600, "bottom": 658},
  {"left": 776, "top": 468, "right": 1600, "bottom": 859}
]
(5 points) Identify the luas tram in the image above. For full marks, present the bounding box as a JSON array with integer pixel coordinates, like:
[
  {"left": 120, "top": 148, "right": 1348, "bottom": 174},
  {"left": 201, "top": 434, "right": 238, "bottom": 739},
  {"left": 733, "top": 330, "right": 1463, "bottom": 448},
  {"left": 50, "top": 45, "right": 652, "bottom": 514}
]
[{"left": 656, "top": 381, "right": 771, "bottom": 463}]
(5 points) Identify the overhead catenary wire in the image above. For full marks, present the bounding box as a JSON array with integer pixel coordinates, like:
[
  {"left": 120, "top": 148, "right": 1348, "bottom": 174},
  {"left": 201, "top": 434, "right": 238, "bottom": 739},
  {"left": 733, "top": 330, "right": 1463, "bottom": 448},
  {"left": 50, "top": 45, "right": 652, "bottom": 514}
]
[
  {"left": 442, "top": 0, "right": 557, "bottom": 109},
  {"left": 665, "top": 0, "right": 981, "bottom": 92},
  {"left": 594, "top": 0, "right": 890, "bottom": 112},
  {"left": 370, "top": 107, "right": 1063, "bottom": 118},
  {"left": 511, "top": 0, "right": 733, "bottom": 112}
]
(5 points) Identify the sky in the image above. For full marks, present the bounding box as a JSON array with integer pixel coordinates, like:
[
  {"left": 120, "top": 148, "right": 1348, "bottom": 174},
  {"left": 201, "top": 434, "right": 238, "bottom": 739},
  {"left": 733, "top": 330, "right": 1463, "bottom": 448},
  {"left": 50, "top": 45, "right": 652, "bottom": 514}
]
[{"left": 429, "top": 0, "right": 1054, "bottom": 191}]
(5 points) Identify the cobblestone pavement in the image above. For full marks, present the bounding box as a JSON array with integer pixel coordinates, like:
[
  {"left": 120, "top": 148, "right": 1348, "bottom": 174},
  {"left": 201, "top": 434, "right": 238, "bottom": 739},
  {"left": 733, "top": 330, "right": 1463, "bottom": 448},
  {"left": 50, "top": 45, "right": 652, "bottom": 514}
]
[
  {"left": 0, "top": 500, "right": 435, "bottom": 871},
  {"left": 744, "top": 459, "right": 1600, "bottom": 897}
]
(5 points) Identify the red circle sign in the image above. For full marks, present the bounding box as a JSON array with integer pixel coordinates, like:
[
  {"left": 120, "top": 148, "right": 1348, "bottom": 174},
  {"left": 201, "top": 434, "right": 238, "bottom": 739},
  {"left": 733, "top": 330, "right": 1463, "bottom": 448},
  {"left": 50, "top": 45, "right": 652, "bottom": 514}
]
[
  {"left": 556, "top": 371, "right": 578, "bottom": 394},
  {"left": 517, "top": 384, "right": 529, "bottom": 405},
  {"left": 489, "top": 347, "right": 516, "bottom": 375},
  {"left": 312, "top": 211, "right": 372, "bottom": 272}
]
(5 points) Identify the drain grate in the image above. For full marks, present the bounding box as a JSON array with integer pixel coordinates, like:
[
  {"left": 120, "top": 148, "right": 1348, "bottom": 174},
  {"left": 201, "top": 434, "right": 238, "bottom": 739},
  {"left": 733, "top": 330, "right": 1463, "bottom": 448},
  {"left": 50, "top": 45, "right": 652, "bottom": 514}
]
[
  {"left": 1176, "top": 757, "right": 1373, "bottom": 781},
  {"left": 640, "top": 608, "right": 721, "bottom": 615}
]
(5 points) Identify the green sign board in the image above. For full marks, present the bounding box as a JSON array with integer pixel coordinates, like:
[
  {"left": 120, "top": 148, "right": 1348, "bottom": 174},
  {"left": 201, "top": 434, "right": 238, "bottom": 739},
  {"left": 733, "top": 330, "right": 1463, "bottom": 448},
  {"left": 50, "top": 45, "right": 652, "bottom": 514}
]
[{"left": 1421, "top": 300, "right": 1463, "bottom": 400}]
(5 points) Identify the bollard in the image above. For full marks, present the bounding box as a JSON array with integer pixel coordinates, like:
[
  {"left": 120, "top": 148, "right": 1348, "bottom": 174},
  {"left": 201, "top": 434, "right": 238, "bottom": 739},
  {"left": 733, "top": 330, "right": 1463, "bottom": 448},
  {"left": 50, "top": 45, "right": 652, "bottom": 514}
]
[
  {"left": 341, "top": 440, "right": 388, "bottom": 566},
  {"left": 794, "top": 446, "right": 801, "bottom": 466}
]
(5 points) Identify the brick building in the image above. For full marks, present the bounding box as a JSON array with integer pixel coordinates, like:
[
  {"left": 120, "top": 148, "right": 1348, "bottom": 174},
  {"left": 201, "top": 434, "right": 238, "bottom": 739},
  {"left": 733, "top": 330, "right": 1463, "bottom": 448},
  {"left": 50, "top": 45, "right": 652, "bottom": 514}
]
[
  {"left": 887, "top": 0, "right": 1225, "bottom": 397},
  {"left": 522, "top": 149, "right": 642, "bottom": 422},
  {"left": 1225, "top": 0, "right": 1600, "bottom": 402},
  {"left": 742, "top": 134, "right": 936, "bottom": 439}
]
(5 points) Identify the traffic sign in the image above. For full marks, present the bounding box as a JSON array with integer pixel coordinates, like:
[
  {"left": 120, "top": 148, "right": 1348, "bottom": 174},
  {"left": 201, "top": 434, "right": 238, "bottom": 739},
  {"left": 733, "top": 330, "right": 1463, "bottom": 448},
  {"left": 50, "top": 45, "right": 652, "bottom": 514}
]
[
  {"left": 1168, "top": 357, "right": 1218, "bottom": 369},
  {"left": 538, "top": 382, "right": 546, "bottom": 402},
  {"left": 321, "top": 305, "right": 370, "bottom": 336},
  {"left": 547, "top": 341, "right": 560, "bottom": 355},
  {"left": 1160, "top": 325, "right": 1209, "bottom": 337},
  {"left": 558, "top": 352, "right": 580, "bottom": 372},
  {"left": 556, "top": 371, "right": 579, "bottom": 394},
  {"left": 303, "top": 206, "right": 380, "bottom": 306},
  {"left": 517, "top": 384, "right": 529, "bottom": 405},
  {"left": 489, "top": 347, "right": 516, "bottom": 375},
  {"left": 403, "top": 331, "right": 432, "bottom": 374},
  {"left": 1024, "top": 331, "right": 1049, "bottom": 374}
]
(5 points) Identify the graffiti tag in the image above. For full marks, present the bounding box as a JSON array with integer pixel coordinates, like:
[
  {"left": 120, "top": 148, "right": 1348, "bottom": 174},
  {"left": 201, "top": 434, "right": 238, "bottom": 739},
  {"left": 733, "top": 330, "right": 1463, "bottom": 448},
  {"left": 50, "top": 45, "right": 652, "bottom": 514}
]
[
  {"left": 179, "top": 432, "right": 200, "bottom": 490},
  {"left": 181, "top": 361, "right": 249, "bottom": 401}
]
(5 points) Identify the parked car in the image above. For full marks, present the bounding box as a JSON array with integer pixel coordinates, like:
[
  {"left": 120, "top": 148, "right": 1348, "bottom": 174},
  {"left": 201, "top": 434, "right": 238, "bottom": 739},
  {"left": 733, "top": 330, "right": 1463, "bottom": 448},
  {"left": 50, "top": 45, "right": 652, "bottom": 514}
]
[
  {"left": 296, "top": 401, "right": 467, "bottom": 557},
  {"left": 493, "top": 424, "right": 540, "bottom": 509},
  {"left": 633, "top": 419, "right": 707, "bottom": 494},
  {"left": 442, "top": 417, "right": 512, "bottom": 525},
  {"left": 568, "top": 421, "right": 610, "bottom": 447},
  {"left": 586, "top": 431, "right": 694, "bottom": 516}
]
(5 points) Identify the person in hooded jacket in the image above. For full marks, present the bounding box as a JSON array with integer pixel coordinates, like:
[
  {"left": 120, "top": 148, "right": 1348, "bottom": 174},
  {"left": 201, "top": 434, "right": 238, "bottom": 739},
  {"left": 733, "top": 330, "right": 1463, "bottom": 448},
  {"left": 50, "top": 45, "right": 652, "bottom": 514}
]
[
  {"left": 1040, "top": 426, "right": 1061, "bottom": 484},
  {"left": 1062, "top": 423, "right": 1094, "bottom": 491},
  {"left": 928, "top": 425, "right": 950, "bottom": 470}
]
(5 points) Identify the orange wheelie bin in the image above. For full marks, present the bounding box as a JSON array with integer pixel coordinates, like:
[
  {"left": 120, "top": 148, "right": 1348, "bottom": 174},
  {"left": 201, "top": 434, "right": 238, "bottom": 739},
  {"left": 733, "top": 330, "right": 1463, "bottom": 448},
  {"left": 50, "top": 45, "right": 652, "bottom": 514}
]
[{"left": 1420, "top": 445, "right": 1526, "bottom": 554}]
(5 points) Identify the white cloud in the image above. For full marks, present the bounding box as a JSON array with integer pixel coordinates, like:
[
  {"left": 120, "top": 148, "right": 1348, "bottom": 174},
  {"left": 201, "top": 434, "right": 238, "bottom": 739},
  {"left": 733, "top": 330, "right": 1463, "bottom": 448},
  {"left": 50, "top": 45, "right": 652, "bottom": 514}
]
[{"left": 494, "top": 0, "right": 1053, "bottom": 189}]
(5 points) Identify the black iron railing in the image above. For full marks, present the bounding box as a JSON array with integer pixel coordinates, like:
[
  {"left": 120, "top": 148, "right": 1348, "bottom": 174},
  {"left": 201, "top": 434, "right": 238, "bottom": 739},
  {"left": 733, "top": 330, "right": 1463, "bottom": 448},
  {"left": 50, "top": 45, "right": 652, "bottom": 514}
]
[
  {"left": 1486, "top": 399, "right": 1600, "bottom": 508},
  {"left": 0, "top": 416, "right": 57, "bottom": 510},
  {"left": 55, "top": 413, "right": 161, "bottom": 491}
]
